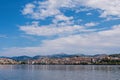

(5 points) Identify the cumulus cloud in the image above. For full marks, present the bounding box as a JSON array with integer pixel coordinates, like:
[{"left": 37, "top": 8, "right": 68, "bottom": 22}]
[
  {"left": 78, "top": 0, "right": 120, "bottom": 18},
  {"left": 20, "top": 22, "right": 99, "bottom": 36},
  {"left": 22, "top": 3, "right": 35, "bottom": 15},
  {"left": 86, "top": 13, "right": 92, "bottom": 16},
  {"left": 1, "top": 25, "right": 120, "bottom": 56},
  {"left": 1, "top": 0, "right": 119, "bottom": 56},
  {"left": 22, "top": 0, "right": 120, "bottom": 19},
  {"left": 22, "top": 0, "right": 74, "bottom": 19},
  {"left": 98, "top": 25, "right": 120, "bottom": 37},
  {"left": 20, "top": 0, "right": 120, "bottom": 37},
  {"left": 84, "top": 22, "right": 98, "bottom": 27}
]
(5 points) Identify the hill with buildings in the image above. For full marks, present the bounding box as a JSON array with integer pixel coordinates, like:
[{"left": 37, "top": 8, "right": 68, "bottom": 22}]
[{"left": 0, "top": 54, "right": 120, "bottom": 65}]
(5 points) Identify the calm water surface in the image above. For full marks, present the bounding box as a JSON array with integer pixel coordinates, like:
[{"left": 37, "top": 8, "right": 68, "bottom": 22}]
[{"left": 0, "top": 65, "right": 120, "bottom": 80}]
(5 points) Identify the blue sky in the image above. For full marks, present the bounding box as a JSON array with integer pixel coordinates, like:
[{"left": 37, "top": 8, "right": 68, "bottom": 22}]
[{"left": 0, "top": 0, "right": 120, "bottom": 56}]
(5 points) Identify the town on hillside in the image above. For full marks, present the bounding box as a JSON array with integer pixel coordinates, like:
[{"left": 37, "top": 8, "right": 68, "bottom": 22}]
[{"left": 0, "top": 54, "right": 120, "bottom": 65}]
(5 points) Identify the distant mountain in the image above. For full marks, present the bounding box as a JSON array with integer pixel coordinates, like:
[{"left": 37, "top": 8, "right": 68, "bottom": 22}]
[
  {"left": 0, "top": 56, "right": 10, "bottom": 58},
  {"left": 9, "top": 54, "right": 87, "bottom": 61},
  {"left": 49, "top": 54, "right": 73, "bottom": 58},
  {"left": 32, "top": 54, "right": 78, "bottom": 59},
  {"left": 109, "top": 54, "right": 120, "bottom": 58},
  {"left": 11, "top": 56, "right": 32, "bottom": 61},
  {"left": 32, "top": 55, "right": 46, "bottom": 59},
  {"left": 48, "top": 53, "right": 87, "bottom": 58},
  {"left": 1, "top": 53, "right": 120, "bottom": 61},
  {"left": 92, "top": 54, "right": 108, "bottom": 57}
]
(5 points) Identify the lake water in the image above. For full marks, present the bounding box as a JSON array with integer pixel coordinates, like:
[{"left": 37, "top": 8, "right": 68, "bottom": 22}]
[{"left": 0, "top": 65, "right": 120, "bottom": 80}]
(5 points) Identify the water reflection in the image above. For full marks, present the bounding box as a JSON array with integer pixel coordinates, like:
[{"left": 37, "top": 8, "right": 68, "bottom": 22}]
[
  {"left": 1, "top": 65, "right": 119, "bottom": 71},
  {"left": 0, "top": 65, "right": 120, "bottom": 80}
]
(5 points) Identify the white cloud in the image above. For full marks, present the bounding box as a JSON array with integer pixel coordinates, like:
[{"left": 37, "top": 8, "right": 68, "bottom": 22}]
[
  {"left": 98, "top": 25, "right": 120, "bottom": 37},
  {"left": 22, "top": 0, "right": 74, "bottom": 19},
  {"left": 1, "top": 24, "right": 120, "bottom": 56},
  {"left": 20, "top": 22, "right": 98, "bottom": 36},
  {"left": 5, "top": 0, "right": 119, "bottom": 56},
  {"left": 86, "top": 13, "right": 92, "bottom": 16},
  {"left": 22, "top": 0, "right": 120, "bottom": 19},
  {"left": 52, "top": 14, "right": 74, "bottom": 26},
  {"left": 54, "top": 14, "right": 73, "bottom": 23},
  {"left": 36, "top": 25, "right": 120, "bottom": 54},
  {"left": 80, "top": 0, "right": 120, "bottom": 18},
  {"left": 20, "top": 0, "right": 120, "bottom": 37},
  {"left": 85, "top": 22, "right": 98, "bottom": 27},
  {"left": 22, "top": 3, "right": 35, "bottom": 15},
  {"left": 55, "top": 15, "right": 72, "bottom": 21}
]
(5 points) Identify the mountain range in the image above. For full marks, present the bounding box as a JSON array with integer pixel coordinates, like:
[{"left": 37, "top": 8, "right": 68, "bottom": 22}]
[{"left": 0, "top": 53, "right": 120, "bottom": 61}]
